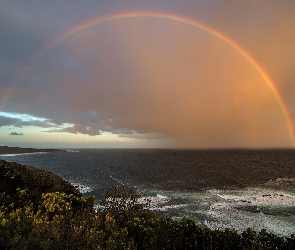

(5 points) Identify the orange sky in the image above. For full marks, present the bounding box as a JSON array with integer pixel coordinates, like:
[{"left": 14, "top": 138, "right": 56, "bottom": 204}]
[{"left": 0, "top": 1, "right": 295, "bottom": 148}]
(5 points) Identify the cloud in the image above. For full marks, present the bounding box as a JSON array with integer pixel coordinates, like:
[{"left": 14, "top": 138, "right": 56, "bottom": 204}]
[
  {"left": 10, "top": 132, "right": 23, "bottom": 136},
  {"left": 45, "top": 124, "right": 101, "bottom": 136},
  {"left": 1, "top": 1, "right": 295, "bottom": 148},
  {"left": 4, "top": 17, "right": 294, "bottom": 148},
  {"left": 0, "top": 115, "right": 58, "bottom": 128},
  {"left": 0, "top": 116, "right": 20, "bottom": 127}
]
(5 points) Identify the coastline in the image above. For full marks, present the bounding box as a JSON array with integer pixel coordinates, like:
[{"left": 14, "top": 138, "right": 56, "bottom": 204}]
[
  {"left": 0, "top": 146, "right": 66, "bottom": 155},
  {"left": 1, "top": 147, "right": 295, "bottom": 237},
  {"left": 0, "top": 159, "right": 78, "bottom": 195},
  {"left": 0, "top": 146, "right": 77, "bottom": 196},
  {"left": 1, "top": 146, "right": 295, "bottom": 192}
]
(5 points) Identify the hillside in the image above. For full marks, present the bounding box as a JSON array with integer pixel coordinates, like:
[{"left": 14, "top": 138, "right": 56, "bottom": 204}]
[
  {"left": 0, "top": 155, "right": 295, "bottom": 249},
  {"left": 0, "top": 159, "right": 77, "bottom": 194}
]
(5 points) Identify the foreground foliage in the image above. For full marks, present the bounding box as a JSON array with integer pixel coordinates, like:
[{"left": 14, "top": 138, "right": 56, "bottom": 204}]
[{"left": 1, "top": 162, "right": 295, "bottom": 249}]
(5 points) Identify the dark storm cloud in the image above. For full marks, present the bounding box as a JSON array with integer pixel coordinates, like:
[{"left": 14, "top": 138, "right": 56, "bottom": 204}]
[
  {"left": 45, "top": 124, "right": 101, "bottom": 136},
  {"left": 44, "top": 123, "right": 138, "bottom": 137},
  {"left": 0, "top": 116, "right": 20, "bottom": 127},
  {"left": 10, "top": 132, "right": 23, "bottom": 136},
  {"left": 1, "top": 0, "right": 295, "bottom": 147},
  {"left": 0, "top": 115, "right": 57, "bottom": 128}
]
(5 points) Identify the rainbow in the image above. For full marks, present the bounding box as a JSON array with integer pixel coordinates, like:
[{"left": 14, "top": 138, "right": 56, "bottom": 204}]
[{"left": 2, "top": 11, "right": 295, "bottom": 146}]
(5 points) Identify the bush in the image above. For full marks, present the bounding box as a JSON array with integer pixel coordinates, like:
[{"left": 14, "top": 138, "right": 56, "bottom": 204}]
[{"left": 0, "top": 175, "right": 294, "bottom": 249}]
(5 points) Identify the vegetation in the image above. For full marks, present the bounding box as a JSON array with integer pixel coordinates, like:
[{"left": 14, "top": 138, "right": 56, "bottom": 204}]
[{"left": 1, "top": 161, "right": 295, "bottom": 249}]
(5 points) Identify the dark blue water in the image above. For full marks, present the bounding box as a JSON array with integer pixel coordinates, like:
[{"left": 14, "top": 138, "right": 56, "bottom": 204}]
[{"left": 1, "top": 149, "right": 295, "bottom": 237}]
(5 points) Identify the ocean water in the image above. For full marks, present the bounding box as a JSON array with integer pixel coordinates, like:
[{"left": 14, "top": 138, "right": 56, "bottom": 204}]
[{"left": 1, "top": 149, "right": 295, "bottom": 237}]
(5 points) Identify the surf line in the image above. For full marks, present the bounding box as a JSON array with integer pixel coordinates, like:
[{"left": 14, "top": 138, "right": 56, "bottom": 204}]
[{"left": 2, "top": 11, "right": 295, "bottom": 146}]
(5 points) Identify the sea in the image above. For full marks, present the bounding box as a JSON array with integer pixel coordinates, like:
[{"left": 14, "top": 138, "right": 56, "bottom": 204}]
[{"left": 1, "top": 149, "right": 294, "bottom": 237}]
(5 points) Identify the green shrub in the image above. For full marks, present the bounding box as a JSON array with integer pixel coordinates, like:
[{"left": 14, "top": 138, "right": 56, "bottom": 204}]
[{"left": 0, "top": 176, "right": 294, "bottom": 249}]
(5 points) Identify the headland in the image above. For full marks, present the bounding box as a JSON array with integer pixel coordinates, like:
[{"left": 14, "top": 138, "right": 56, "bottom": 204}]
[{"left": 0, "top": 145, "right": 66, "bottom": 155}]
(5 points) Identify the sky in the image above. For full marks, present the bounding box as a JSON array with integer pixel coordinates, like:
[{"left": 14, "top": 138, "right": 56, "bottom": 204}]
[{"left": 1, "top": 0, "right": 295, "bottom": 149}]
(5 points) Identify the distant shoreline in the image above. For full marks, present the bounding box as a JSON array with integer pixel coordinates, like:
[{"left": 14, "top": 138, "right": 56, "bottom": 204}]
[{"left": 0, "top": 146, "right": 66, "bottom": 155}]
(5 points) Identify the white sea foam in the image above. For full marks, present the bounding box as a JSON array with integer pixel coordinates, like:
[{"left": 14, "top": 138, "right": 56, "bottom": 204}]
[
  {"left": 204, "top": 200, "right": 295, "bottom": 236},
  {"left": 0, "top": 152, "right": 47, "bottom": 157},
  {"left": 139, "top": 193, "right": 170, "bottom": 209},
  {"left": 214, "top": 188, "right": 295, "bottom": 207},
  {"left": 201, "top": 188, "right": 295, "bottom": 237},
  {"left": 153, "top": 203, "right": 189, "bottom": 212},
  {"left": 71, "top": 182, "right": 94, "bottom": 194},
  {"left": 139, "top": 188, "right": 295, "bottom": 237}
]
